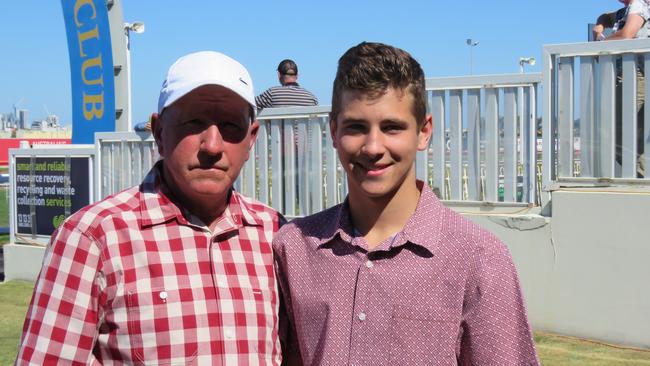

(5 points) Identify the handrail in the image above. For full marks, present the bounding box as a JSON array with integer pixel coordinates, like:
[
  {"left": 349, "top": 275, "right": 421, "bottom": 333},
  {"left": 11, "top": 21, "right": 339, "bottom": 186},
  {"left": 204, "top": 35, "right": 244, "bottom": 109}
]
[{"left": 541, "top": 38, "right": 650, "bottom": 206}]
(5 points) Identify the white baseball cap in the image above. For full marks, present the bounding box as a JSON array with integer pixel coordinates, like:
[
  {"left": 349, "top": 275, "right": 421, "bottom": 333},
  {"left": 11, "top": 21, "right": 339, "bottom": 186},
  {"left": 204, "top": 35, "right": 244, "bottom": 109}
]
[{"left": 157, "top": 51, "right": 256, "bottom": 116}]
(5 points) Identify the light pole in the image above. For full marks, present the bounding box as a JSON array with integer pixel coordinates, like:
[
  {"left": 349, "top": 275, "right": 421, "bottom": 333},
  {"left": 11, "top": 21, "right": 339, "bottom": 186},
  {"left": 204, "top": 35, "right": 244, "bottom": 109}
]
[
  {"left": 519, "top": 57, "right": 536, "bottom": 73},
  {"left": 466, "top": 38, "right": 479, "bottom": 75},
  {"left": 124, "top": 21, "right": 145, "bottom": 130}
]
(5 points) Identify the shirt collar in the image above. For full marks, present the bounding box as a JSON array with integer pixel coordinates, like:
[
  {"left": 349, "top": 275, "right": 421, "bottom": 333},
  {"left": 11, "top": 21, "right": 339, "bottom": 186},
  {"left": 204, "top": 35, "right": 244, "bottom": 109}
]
[
  {"left": 316, "top": 181, "right": 444, "bottom": 253},
  {"left": 138, "top": 161, "right": 265, "bottom": 229}
]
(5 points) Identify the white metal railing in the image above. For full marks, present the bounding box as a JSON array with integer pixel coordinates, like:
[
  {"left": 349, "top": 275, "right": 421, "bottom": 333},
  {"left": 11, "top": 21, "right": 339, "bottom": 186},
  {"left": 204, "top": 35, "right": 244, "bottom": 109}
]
[
  {"left": 424, "top": 74, "right": 540, "bottom": 205},
  {"left": 94, "top": 131, "right": 157, "bottom": 201},
  {"left": 236, "top": 74, "right": 542, "bottom": 216},
  {"left": 542, "top": 38, "right": 650, "bottom": 204},
  {"left": 234, "top": 106, "right": 338, "bottom": 217}
]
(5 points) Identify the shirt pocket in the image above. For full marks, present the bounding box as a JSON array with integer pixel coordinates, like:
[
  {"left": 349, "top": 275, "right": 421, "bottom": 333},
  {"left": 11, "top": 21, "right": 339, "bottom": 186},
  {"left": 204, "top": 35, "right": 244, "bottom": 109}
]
[
  {"left": 389, "top": 304, "right": 460, "bottom": 366},
  {"left": 126, "top": 286, "right": 199, "bottom": 365}
]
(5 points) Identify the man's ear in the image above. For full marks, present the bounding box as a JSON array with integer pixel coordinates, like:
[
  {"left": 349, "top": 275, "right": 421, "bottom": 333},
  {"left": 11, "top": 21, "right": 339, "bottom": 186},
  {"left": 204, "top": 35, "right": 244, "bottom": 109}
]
[
  {"left": 247, "top": 120, "right": 260, "bottom": 150},
  {"left": 151, "top": 112, "right": 164, "bottom": 157},
  {"left": 417, "top": 114, "right": 433, "bottom": 151}
]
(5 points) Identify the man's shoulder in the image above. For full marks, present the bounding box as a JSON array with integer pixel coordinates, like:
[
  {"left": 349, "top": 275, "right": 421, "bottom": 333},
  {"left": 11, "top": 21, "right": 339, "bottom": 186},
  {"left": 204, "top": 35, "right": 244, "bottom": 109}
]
[
  {"left": 234, "top": 191, "right": 283, "bottom": 225},
  {"left": 274, "top": 204, "right": 342, "bottom": 247},
  {"left": 435, "top": 203, "right": 508, "bottom": 256},
  {"left": 629, "top": 0, "right": 650, "bottom": 16},
  {"left": 63, "top": 185, "right": 143, "bottom": 236}
]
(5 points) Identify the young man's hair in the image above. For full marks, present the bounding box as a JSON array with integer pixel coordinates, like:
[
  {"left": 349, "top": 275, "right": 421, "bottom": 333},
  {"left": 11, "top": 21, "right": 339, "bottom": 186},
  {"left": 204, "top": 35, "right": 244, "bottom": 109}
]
[{"left": 330, "top": 41, "right": 427, "bottom": 124}]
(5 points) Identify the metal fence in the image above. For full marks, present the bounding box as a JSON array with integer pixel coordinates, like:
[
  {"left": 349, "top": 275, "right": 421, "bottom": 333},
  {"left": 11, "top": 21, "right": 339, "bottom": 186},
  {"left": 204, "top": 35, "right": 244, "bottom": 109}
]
[
  {"left": 423, "top": 74, "right": 540, "bottom": 205},
  {"left": 94, "top": 131, "right": 157, "bottom": 201},
  {"left": 235, "top": 74, "right": 542, "bottom": 216},
  {"left": 542, "top": 38, "right": 650, "bottom": 204},
  {"left": 234, "top": 106, "right": 337, "bottom": 216}
]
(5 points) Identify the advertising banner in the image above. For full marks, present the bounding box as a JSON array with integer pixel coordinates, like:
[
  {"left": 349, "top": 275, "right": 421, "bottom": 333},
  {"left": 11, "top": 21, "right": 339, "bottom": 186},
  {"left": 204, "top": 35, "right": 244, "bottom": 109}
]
[
  {"left": 0, "top": 139, "right": 72, "bottom": 166},
  {"left": 14, "top": 157, "right": 92, "bottom": 236},
  {"left": 61, "top": 0, "right": 115, "bottom": 143}
]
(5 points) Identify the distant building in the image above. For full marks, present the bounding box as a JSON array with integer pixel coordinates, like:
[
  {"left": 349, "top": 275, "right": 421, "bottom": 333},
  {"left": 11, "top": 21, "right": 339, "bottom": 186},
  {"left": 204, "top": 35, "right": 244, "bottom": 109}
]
[
  {"left": 31, "top": 114, "right": 61, "bottom": 131},
  {"left": 45, "top": 114, "right": 59, "bottom": 128},
  {"left": 16, "top": 109, "right": 28, "bottom": 129}
]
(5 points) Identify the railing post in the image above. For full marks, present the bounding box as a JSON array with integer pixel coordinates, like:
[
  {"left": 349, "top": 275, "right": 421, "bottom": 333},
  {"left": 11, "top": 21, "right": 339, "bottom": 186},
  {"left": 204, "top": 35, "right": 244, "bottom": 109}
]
[
  {"left": 430, "top": 91, "right": 446, "bottom": 198},
  {"left": 580, "top": 56, "right": 596, "bottom": 178},
  {"left": 466, "top": 89, "right": 481, "bottom": 201},
  {"left": 542, "top": 48, "right": 554, "bottom": 208},
  {"left": 485, "top": 88, "right": 499, "bottom": 202},
  {"left": 558, "top": 57, "right": 575, "bottom": 178},
  {"left": 622, "top": 53, "right": 639, "bottom": 178},
  {"left": 449, "top": 90, "right": 463, "bottom": 200},
  {"left": 598, "top": 55, "right": 616, "bottom": 178}
]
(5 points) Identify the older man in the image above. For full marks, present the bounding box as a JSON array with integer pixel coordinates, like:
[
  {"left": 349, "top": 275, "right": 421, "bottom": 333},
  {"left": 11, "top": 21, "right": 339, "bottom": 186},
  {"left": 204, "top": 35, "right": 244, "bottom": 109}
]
[{"left": 16, "top": 51, "right": 283, "bottom": 365}]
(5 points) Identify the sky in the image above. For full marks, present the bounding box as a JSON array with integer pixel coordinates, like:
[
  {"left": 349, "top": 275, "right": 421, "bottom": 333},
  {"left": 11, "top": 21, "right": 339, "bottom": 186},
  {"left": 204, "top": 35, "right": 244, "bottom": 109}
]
[{"left": 0, "top": 0, "right": 616, "bottom": 126}]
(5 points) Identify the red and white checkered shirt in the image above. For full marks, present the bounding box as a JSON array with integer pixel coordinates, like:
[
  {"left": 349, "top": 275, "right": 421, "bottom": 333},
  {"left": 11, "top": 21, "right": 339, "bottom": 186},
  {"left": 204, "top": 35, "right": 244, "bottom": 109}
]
[{"left": 16, "top": 163, "right": 283, "bottom": 365}]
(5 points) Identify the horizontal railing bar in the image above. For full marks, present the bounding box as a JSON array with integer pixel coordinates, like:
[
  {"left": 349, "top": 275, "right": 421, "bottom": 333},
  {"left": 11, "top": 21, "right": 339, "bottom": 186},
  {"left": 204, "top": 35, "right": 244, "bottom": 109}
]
[
  {"left": 258, "top": 105, "right": 331, "bottom": 119},
  {"left": 544, "top": 37, "right": 650, "bottom": 57},
  {"left": 554, "top": 178, "right": 650, "bottom": 186},
  {"left": 425, "top": 73, "right": 541, "bottom": 90}
]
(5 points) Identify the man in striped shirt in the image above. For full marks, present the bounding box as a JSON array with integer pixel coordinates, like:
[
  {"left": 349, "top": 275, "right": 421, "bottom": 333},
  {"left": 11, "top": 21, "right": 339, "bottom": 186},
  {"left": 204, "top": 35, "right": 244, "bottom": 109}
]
[
  {"left": 255, "top": 59, "right": 318, "bottom": 110},
  {"left": 16, "top": 51, "right": 284, "bottom": 365}
]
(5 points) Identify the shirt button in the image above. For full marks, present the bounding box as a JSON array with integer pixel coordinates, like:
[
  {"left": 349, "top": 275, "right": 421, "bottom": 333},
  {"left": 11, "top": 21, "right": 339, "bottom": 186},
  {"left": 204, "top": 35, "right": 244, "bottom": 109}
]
[
  {"left": 225, "top": 329, "right": 235, "bottom": 339},
  {"left": 365, "top": 260, "right": 374, "bottom": 268},
  {"left": 159, "top": 291, "right": 168, "bottom": 301},
  {"left": 358, "top": 312, "right": 366, "bottom": 321}
]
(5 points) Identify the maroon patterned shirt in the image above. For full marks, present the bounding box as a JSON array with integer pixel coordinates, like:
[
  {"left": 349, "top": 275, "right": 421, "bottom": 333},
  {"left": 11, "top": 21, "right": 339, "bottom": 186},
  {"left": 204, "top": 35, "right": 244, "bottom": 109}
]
[
  {"left": 17, "top": 163, "right": 283, "bottom": 365},
  {"left": 274, "top": 182, "right": 539, "bottom": 365}
]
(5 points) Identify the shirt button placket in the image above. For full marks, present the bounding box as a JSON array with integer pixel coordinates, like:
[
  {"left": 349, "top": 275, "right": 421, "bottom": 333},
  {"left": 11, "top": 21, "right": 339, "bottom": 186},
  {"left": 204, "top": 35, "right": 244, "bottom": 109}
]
[{"left": 349, "top": 254, "right": 375, "bottom": 365}]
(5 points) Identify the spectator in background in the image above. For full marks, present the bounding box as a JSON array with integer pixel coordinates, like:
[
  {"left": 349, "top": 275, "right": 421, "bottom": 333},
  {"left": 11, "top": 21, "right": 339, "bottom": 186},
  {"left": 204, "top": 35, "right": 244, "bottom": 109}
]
[
  {"left": 255, "top": 59, "right": 318, "bottom": 110},
  {"left": 594, "top": 0, "right": 648, "bottom": 177},
  {"left": 592, "top": 7, "right": 626, "bottom": 40},
  {"left": 133, "top": 116, "right": 153, "bottom": 132}
]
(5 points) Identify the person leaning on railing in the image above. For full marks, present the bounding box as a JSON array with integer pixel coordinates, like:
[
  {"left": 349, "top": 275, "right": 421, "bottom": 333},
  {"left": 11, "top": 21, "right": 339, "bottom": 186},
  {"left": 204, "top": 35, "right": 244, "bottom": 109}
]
[{"left": 594, "top": 0, "right": 648, "bottom": 177}]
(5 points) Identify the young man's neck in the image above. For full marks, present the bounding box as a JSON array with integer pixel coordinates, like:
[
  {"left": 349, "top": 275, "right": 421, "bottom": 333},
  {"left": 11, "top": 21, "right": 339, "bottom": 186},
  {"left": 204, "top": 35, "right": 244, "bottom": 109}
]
[{"left": 347, "top": 176, "right": 421, "bottom": 249}]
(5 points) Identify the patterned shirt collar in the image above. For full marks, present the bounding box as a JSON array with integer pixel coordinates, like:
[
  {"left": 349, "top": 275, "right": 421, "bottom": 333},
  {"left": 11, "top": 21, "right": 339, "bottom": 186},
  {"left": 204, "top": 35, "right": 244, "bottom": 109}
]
[
  {"left": 317, "top": 181, "right": 444, "bottom": 253},
  {"left": 138, "top": 161, "right": 265, "bottom": 230}
]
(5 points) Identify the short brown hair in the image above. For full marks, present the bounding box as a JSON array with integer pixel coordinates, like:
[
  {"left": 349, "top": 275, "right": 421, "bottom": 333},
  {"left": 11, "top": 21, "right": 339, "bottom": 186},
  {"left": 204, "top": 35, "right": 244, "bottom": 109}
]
[{"left": 330, "top": 42, "right": 427, "bottom": 124}]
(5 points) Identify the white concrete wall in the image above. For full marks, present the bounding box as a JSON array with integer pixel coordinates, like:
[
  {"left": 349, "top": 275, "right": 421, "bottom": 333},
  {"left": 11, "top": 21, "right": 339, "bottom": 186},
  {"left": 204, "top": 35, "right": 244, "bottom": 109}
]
[
  {"left": 462, "top": 189, "right": 650, "bottom": 348},
  {"left": 3, "top": 243, "right": 45, "bottom": 282}
]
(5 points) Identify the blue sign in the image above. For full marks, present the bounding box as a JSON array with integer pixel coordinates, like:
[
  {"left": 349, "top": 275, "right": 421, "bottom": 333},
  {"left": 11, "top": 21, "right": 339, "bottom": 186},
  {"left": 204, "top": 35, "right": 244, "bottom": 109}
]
[{"left": 61, "top": 0, "right": 115, "bottom": 144}]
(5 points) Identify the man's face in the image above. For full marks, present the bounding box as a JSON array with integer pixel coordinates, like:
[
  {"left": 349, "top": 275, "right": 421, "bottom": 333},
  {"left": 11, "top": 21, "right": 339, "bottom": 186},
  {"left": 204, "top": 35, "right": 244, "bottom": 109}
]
[
  {"left": 153, "top": 84, "right": 258, "bottom": 208},
  {"left": 330, "top": 87, "right": 432, "bottom": 199}
]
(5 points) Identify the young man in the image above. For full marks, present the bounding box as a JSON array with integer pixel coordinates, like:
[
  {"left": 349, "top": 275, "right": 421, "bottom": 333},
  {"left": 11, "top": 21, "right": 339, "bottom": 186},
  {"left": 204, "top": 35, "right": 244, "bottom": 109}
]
[
  {"left": 17, "top": 51, "right": 283, "bottom": 365},
  {"left": 273, "top": 42, "right": 540, "bottom": 365}
]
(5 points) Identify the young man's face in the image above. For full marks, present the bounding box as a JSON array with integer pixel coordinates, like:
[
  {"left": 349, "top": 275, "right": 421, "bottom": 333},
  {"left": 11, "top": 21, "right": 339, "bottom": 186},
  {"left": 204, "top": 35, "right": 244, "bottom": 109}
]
[
  {"left": 153, "top": 84, "right": 258, "bottom": 209},
  {"left": 330, "top": 87, "right": 432, "bottom": 199}
]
